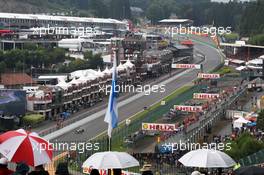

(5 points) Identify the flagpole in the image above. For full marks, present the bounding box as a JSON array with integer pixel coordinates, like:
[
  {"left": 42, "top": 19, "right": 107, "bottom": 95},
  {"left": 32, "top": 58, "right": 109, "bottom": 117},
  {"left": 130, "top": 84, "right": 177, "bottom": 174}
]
[
  {"left": 108, "top": 136, "right": 111, "bottom": 151},
  {"left": 105, "top": 41, "right": 119, "bottom": 152}
]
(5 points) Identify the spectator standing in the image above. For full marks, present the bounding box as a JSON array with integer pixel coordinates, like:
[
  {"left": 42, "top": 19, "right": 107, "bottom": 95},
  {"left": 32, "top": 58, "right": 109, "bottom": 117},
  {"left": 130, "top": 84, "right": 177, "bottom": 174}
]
[
  {"left": 28, "top": 165, "right": 49, "bottom": 175},
  {"left": 55, "top": 162, "right": 70, "bottom": 175},
  {"left": 12, "top": 162, "right": 29, "bottom": 175},
  {"left": 0, "top": 157, "right": 14, "bottom": 175}
]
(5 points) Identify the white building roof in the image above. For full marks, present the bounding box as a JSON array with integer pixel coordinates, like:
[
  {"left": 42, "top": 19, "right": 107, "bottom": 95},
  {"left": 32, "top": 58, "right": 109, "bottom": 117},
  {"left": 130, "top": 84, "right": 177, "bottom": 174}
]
[
  {"left": 38, "top": 75, "right": 68, "bottom": 81},
  {"left": 236, "top": 66, "right": 247, "bottom": 71},
  {"left": 0, "top": 12, "right": 125, "bottom": 25},
  {"left": 259, "top": 55, "right": 264, "bottom": 59},
  {"left": 220, "top": 42, "right": 264, "bottom": 49},
  {"left": 247, "top": 58, "right": 263, "bottom": 65},
  {"left": 159, "top": 19, "right": 191, "bottom": 23},
  {"left": 229, "top": 59, "right": 245, "bottom": 64}
]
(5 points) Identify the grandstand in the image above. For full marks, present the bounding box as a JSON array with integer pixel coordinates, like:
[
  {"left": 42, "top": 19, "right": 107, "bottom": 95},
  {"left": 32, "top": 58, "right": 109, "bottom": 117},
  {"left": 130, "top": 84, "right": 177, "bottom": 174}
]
[{"left": 0, "top": 12, "right": 127, "bottom": 33}]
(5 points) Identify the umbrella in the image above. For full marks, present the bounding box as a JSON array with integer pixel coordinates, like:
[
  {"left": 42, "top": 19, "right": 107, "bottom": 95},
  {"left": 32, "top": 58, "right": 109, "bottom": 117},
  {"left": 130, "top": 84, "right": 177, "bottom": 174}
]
[
  {"left": 247, "top": 122, "right": 256, "bottom": 127},
  {"left": 179, "top": 149, "right": 236, "bottom": 168},
  {"left": 0, "top": 129, "right": 52, "bottom": 167},
  {"left": 235, "top": 166, "right": 264, "bottom": 175},
  {"left": 82, "top": 151, "right": 139, "bottom": 169}
]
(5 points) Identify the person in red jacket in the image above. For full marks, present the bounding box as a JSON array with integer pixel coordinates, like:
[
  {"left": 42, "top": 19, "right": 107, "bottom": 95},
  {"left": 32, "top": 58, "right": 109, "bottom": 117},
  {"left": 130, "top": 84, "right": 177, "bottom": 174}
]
[{"left": 0, "top": 157, "right": 14, "bottom": 175}]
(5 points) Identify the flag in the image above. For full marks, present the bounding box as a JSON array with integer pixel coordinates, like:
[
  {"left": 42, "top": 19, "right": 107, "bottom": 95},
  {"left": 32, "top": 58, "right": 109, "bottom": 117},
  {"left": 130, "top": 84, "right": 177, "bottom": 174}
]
[{"left": 104, "top": 56, "right": 118, "bottom": 138}]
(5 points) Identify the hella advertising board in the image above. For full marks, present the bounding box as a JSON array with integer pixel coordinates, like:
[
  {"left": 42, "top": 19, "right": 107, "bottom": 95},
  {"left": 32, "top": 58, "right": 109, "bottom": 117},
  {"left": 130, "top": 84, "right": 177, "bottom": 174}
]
[
  {"left": 142, "top": 123, "right": 177, "bottom": 132},
  {"left": 171, "top": 64, "right": 201, "bottom": 69},
  {"left": 174, "top": 105, "right": 203, "bottom": 112},
  {"left": 0, "top": 89, "right": 26, "bottom": 116},
  {"left": 193, "top": 93, "right": 220, "bottom": 100},
  {"left": 198, "top": 73, "right": 220, "bottom": 79}
]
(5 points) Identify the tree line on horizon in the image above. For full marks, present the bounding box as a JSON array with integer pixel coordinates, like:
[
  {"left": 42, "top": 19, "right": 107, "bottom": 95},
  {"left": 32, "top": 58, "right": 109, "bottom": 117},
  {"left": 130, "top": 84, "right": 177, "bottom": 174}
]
[{"left": 83, "top": 0, "right": 264, "bottom": 38}]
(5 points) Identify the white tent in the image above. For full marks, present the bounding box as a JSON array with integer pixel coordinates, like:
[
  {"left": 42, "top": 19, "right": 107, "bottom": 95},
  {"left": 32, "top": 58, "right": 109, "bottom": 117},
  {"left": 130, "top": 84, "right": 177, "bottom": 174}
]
[
  {"left": 56, "top": 81, "right": 70, "bottom": 90},
  {"left": 117, "top": 62, "right": 126, "bottom": 71},
  {"left": 69, "top": 77, "right": 82, "bottom": 85},
  {"left": 124, "top": 59, "right": 134, "bottom": 69},
  {"left": 233, "top": 117, "right": 250, "bottom": 129},
  {"left": 103, "top": 66, "right": 112, "bottom": 75},
  {"left": 96, "top": 68, "right": 105, "bottom": 77}
]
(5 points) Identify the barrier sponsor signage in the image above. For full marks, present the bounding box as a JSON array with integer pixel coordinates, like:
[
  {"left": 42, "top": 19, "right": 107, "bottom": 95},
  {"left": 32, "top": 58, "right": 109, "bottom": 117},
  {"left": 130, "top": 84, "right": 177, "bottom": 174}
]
[
  {"left": 142, "top": 123, "right": 177, "bottom": 131},
  {"left": 198, "top": 73, "right": 220, "bottom": 79},
  {"left": 83, "top": 168, "right": 140, "bottom": 175},
  {"left": 174, "top": 105, "right": 203, "bottom": 112},
  {"left": 83, "top": 167, "right": 107, "bottom": 175},
  {"left": 193, "top": 93, "right": 220, "bottom": 99},
  {"left": 171, "top": 64, "right": 201, "bottom": 69}
]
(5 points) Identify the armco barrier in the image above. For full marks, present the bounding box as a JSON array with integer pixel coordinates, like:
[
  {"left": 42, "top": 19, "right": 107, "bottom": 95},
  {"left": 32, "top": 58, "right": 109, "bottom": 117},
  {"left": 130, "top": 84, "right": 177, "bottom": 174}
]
[{"left": 239, "top": 149, "right": 264, "bottom": 166}]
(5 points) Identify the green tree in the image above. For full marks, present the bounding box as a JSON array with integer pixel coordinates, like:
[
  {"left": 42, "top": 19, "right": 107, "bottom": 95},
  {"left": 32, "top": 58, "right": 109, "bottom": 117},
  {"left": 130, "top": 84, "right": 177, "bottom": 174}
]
[
  {"left": 225, "top": 132, "right": 264, "bottom": 160},
  {"left": 110, "top": 0, "right": 131, "bottom": 19},
  {"left": 15, "top": 61, "right": 25, "bottom": 71},
  {"left": 239, "top": 0, "right": 264, "bottom": 36},
  {"left": 89, "top": 0, "right": 109, "bottom": 18},
  {"left": 83, "top": 51, "right": 93, "bottom": 60},
  {"left": 249, "top": 34, "right": 264, "bottom": 46},
  {"left": 49, "top": 48, "right": 66, "bottom": 64},
  {"left": 146, "top": 3, "right": 164, "bottom": 24},
  {"left": 0, "top": 62, "right": 6, "bottom": 73},
  {"left": 257, "top": 110, "right": 264, "bottom": 130},
  {"left": 88, "top": 53, "right": 104, "bottom": 69}
]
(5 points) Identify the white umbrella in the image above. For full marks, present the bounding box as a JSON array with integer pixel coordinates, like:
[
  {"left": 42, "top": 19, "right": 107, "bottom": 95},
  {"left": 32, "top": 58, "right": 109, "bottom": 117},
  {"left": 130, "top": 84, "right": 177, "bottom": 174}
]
[
  {"left": 179, "top": 149, "right": 236, "bottom": 168},
  {"left": 82, "top": 151, "right": 139, "bottom": 169}
]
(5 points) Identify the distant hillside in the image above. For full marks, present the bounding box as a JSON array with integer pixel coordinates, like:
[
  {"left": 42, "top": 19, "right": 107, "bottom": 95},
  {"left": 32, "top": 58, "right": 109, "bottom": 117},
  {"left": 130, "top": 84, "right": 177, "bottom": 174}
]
[
  {"left": 0, "top": 0, "right": 130, "bottom": 19},
  {"left": 0, "top": 0, "right": 90, "bottom": 15}
]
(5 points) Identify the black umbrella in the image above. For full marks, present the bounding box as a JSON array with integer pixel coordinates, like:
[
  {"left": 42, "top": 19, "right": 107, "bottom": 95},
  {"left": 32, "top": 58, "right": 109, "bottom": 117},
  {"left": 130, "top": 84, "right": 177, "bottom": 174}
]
[{"left": 235, "top": 166, "right": 264, "bottom": 175}]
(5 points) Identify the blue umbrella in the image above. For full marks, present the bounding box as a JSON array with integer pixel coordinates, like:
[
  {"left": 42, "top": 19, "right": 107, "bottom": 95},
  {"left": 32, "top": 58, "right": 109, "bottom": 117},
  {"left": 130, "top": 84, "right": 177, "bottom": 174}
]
[{"left": 247, "top": 122, "right": 256, "bottom": 127}]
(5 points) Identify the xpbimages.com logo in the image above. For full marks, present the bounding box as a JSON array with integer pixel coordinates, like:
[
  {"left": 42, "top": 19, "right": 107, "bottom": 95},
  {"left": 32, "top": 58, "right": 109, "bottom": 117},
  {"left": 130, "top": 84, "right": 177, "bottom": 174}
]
[
  {"left": 32, "top": 141, "right": 100, "bottom": 154},
  {"left": 99, "top": 84, "right": 166, "bottom": 95},
  {"left": 164, "top": 24, "right": 232, "bottom": 37},
  {"left": 32, "top": 24, "right": 100, "bottom": 37}
]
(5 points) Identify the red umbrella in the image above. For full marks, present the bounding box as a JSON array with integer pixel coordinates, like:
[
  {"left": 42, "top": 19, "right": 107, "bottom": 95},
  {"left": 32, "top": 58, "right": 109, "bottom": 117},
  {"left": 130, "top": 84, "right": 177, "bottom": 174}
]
[{"left": 0, "top": 129, "right": 53, "bottom": 167}]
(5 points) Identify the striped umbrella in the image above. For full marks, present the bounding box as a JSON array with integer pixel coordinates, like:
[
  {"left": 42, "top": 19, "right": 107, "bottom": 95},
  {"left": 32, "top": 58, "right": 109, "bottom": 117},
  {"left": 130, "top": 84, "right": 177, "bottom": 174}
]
[{"left": 0, "top": 129, "right": 53, "bottom": 167}]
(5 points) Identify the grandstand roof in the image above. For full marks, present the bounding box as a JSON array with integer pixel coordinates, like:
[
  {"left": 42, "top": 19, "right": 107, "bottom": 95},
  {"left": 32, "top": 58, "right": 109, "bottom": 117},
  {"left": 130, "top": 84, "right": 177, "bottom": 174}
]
[{"left": 0, "top": 12, "right": 125, "bottom": 25}]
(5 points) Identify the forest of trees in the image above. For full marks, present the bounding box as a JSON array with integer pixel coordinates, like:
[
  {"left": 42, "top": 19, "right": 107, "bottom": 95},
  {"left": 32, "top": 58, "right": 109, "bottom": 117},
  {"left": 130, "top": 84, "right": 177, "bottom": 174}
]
[
  {"left": 17, "top": 0, "right": 264, "bottom": 38},
  {"left": 144, "top": 0, "right": 264, "bottom": 37},
  {"left": 0, "top": 46, "right": 67, "bottom": 74},
  {"left": 57, "top": 51, "right": 104, "bottom": 73},
  {"left": 0, "top": 45, "right": 104, "bottom": 74}
]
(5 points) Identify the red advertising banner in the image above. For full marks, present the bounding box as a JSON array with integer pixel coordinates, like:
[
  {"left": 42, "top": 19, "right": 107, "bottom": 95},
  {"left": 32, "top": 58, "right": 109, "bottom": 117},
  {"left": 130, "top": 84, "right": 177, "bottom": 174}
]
[
  {"left": 171, "top": 64, "right": 201, "bottom": 69},
  {"left": 142, "top": 123, "right": 177, "bottom": 131},
  {"left": 193, "top": 93, "right": 220, "bottom": 99},
  {"left": 197, "top": 73, "right": 220, "bottom": 79},
  {"left": 174, "top": 105, "right": 203, "bottom": 112}
]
